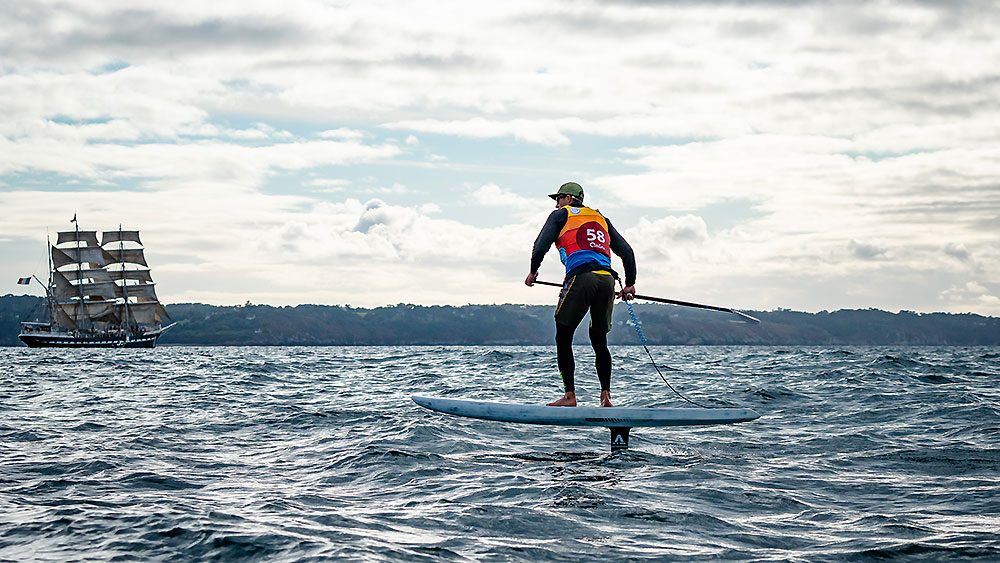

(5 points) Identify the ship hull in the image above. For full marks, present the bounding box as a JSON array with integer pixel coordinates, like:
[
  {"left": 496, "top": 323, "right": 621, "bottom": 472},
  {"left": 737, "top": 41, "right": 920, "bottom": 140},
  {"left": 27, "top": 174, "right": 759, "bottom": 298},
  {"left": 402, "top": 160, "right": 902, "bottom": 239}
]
[{"left": 19, "top": 331, "right": 162, "bottom": 348}]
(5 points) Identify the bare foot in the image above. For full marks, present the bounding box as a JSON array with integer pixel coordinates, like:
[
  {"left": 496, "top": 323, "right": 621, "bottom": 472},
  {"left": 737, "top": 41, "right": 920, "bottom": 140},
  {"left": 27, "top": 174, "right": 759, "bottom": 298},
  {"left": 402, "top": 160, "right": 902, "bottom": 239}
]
[
  {"left": 547, "top": 392, "right": 577, "bottom": 407},
  {"left": 600, "top": 390, "right": 613, "bottom": 407}
]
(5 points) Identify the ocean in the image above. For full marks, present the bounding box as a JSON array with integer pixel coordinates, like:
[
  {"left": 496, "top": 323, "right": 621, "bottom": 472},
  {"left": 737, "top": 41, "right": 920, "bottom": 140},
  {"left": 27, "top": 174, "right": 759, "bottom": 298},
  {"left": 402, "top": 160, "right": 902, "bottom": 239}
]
[{"left": 2, "top": 345, "right": 999, "bottom": 561}]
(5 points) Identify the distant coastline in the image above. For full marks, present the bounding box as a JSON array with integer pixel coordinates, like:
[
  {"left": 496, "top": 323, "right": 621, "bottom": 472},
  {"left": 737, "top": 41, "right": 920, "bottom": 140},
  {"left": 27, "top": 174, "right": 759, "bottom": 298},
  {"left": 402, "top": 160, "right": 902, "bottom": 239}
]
[{"left": 3, "top": 294, "right": 999, "bottom": 346}]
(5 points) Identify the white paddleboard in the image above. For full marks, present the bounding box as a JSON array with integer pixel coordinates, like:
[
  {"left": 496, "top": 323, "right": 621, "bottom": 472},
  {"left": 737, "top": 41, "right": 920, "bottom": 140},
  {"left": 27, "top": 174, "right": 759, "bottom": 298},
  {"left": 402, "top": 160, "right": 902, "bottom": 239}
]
[{"left": 412, "top": 395, "right": 760, "bottom": 428}]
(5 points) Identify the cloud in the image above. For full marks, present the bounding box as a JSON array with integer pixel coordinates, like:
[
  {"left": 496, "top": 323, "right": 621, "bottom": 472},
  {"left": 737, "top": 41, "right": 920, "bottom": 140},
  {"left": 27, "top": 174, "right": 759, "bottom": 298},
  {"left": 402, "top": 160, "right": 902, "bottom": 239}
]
[
  {"left": 940, "top": 281, "right": 1000, "bottom": 312},
  {"left": 4, "top": 2, "right": 997, "bottom": 153},
  {"left": 1, "top": 1, "right": 998, "bottom": 314},
  {"left": 593, "top": 133, "right": 999, "bottom": 302},
  {"left": 383, "top": 118, "right": 576, "bottom": 146},
  {"left": 225, "top": 124, "right": 291, "bottom": 140},
  {"left": 305, "top": 178, "right": 351, "bottom": 192},
  {"left": 258, "top": 198, "right": 531, "bottom": 267},
  {"left": 1, "top": 4, "right": 310, "bottom": 66},
  {"left": 618, "top": 214, "right": 712, "bottom": 269},
  {"left": 847, "top": 240, "right": 889, "bottom": 260},
  {"left": 627, "top": 215, "right": 709, "bottom": 247},
  {"left": 318, "top": 128, "right": 365, "bottom": 140},
  {"left": 0, "top": 137, "right": 401, "bottom": 184},
  {"left": 944, "top": 243, "right": 970, "bottom": 262},
  {"left": 372, "top": 183, "right": 411, "bottom": 195},
  {"left": 471, "top": 183, "right": 534, "bottom": 209}
]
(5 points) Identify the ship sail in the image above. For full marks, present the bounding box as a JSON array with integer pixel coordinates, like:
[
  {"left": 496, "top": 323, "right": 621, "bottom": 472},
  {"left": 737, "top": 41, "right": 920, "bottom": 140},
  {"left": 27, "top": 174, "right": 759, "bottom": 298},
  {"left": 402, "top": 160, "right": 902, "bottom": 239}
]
[
  {"left": 52, "top": 272, "right": 120, "bottom": 301},
  {"left": 51, "top": 304, "right": 78, "bottom": 330},
  {"left": 51, "top": 246, "right": 115, "bottom": 269},
  {"left": 108, "top": 269, "right": 153, "bottom": 283},
  {"left": 83, "top": 282, "right": 121, "bottom": 301},
  {"left": 42, "top": 220, "right": 170, "bottom": 338},
  {"left": 56, "top": 230, "right": 100, "bottom": 247},
  {"left": 52, "top": 271, "right": 74, "bottom": 300},
  {"left": 104, "top": 248, "right": 148, "bottom": 267},
  {"left": 127, "top": 302, "right": 169, "bottom": 325},
  {"left": 117, "top": 283, "right": 158, "bottom": 301},
  {"left": 57, "top": 300, "right": 119, "bottom": 321},
  {"left": 101, "top": 230, "right": 141, "bottom": 245},
  {"left": 61, "top": 268, "right": 114, "bottom": 283}
]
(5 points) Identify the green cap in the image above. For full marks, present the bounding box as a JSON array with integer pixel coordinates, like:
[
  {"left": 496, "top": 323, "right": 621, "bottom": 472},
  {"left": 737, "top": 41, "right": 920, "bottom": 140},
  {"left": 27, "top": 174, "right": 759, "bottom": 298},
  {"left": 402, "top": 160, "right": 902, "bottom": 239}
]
[{"left": 548, "top": 181, "right": 584, "bottom": 201}]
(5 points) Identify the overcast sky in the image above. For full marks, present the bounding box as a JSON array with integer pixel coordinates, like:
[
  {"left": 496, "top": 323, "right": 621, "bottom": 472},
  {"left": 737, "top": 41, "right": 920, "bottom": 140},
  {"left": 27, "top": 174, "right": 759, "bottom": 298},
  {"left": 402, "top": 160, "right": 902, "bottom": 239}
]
[{"left": 1, "top": 0, "right": 998, "bottom": 314}]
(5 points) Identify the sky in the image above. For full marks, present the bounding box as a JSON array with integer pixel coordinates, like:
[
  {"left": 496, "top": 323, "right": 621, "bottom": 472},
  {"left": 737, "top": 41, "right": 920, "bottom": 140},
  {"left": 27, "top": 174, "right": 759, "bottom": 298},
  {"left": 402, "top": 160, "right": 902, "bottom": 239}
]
[{"left": 1, "top": 0, "right": 998, "bottom": 314}]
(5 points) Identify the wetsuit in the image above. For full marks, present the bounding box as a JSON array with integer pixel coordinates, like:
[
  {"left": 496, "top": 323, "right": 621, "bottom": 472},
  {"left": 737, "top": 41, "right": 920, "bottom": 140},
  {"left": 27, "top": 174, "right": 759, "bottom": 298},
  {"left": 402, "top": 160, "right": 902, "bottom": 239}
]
[{"left": 530, "top": 203, "right": 636, "bottom": 393}]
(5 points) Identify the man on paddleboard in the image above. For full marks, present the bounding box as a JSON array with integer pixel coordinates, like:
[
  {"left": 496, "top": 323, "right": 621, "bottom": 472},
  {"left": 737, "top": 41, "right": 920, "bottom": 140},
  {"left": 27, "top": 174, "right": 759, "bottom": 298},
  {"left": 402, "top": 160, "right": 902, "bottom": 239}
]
[{"left": 525, "top": 182, "right": 637, "bottom": 407}]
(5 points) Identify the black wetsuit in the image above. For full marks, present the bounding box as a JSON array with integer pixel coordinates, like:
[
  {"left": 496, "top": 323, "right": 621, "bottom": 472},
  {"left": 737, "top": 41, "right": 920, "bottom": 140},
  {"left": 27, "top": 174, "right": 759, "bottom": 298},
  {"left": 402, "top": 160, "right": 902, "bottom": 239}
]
[{"left": 530, "top": 205, "right": 636, "bottom": 393}]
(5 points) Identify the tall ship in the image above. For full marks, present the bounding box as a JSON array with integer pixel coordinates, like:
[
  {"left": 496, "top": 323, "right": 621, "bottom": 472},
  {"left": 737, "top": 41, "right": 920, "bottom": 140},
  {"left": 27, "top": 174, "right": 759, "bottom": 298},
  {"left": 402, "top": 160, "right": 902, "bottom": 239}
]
[{"left": 18, "top": 218, "right": 174, "bottom": 348}]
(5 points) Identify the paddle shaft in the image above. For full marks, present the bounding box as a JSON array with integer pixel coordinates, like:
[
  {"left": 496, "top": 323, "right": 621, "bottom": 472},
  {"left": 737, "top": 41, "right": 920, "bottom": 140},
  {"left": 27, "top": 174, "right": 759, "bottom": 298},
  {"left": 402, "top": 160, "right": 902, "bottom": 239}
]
[{"left": 532, "top": 279, "right": 760, "bottom": 323}]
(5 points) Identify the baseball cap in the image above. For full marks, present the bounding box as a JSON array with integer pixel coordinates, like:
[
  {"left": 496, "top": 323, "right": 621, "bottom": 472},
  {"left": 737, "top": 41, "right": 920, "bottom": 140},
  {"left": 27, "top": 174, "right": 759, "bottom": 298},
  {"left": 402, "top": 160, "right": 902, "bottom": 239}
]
[{"left": 548, "top": 181, "right": 584, "bottom": 201}]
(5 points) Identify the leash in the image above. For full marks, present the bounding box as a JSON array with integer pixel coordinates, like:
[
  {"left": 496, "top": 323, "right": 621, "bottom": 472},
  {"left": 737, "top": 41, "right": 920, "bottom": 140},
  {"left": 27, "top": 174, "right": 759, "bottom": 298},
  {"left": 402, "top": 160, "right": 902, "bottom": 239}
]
[{"left": 618, "top": 279, "right": 713, "bottom": 409}]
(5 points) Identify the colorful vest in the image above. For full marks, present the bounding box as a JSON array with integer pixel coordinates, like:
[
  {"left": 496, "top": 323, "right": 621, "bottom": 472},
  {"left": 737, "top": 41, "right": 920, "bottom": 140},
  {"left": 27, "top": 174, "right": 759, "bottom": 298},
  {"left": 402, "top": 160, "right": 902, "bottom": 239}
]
[{"left": 556, "top": 206, "right": 613, "bottom": 274}]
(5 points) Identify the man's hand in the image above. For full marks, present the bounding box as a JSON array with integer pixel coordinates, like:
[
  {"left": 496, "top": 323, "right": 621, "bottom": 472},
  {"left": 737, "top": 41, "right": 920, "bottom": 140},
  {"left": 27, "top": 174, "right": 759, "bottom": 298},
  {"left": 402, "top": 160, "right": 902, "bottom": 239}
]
[
  {"left": 619, "top": 285, "right": 636, "bottom": 300},
  {"left": 524, "top": 272, "right": 538, "bottom": 286}
]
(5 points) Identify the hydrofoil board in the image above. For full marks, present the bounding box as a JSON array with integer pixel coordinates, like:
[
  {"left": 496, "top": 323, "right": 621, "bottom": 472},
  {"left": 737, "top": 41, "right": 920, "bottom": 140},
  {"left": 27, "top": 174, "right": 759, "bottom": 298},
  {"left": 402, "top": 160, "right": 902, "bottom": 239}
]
[{"left": 412, "top": 395, "right": 760, "bottom": 428}]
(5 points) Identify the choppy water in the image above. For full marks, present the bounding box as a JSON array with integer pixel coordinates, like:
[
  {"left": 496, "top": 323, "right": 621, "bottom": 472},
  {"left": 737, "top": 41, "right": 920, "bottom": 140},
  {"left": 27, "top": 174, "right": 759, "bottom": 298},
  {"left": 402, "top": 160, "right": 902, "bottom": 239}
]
[{"left": 1, "top": 345, "right": 999, "bottom": 561}]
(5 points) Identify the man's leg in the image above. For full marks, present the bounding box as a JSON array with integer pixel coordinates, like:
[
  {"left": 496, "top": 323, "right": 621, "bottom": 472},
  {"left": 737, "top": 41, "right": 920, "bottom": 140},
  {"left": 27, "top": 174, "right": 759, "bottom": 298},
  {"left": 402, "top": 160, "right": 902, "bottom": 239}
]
[
  {"left": 547, "top": 322, "right": 577, "bottom": 406},
  {"left": 589, "top": 274, "right": 616, "bottom": 407},
  {"left": 590, "top": 325, "right": 612, "bottom": 390},
  {"left": 550, "top": 276, "right": 587, "bottom": 406}
]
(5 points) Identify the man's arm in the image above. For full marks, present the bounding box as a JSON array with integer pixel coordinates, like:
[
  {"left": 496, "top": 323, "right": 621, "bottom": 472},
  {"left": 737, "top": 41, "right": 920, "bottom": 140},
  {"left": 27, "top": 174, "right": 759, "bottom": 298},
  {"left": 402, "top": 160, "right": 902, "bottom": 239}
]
[
  {"left": 607, "top": 219, "right": 636, "bottom": 287},
  {"left": 526, "top": 209, "right": 567, "bottom": 284}
]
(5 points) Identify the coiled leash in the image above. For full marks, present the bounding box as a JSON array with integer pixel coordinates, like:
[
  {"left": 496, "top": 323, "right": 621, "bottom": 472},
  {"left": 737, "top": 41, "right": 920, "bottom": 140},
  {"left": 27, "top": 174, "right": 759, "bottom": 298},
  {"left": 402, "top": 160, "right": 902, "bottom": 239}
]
[{"left": 618, "top": 278, "right": 712, "bottom": 409}]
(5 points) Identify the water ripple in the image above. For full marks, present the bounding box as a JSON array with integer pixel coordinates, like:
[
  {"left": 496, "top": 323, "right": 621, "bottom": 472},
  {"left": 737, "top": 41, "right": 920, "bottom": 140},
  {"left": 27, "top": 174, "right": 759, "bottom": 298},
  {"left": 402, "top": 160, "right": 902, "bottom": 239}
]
[{"left": 1, "top": 345, "right": 999, "bottom": 560}]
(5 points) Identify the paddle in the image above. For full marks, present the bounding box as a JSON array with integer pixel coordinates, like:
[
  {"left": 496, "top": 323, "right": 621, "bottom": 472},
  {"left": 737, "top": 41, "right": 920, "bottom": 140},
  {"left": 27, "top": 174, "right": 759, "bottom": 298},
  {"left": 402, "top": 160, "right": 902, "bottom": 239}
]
[{"left": 531, "top": 279, "right": 760, "bottom": 324}]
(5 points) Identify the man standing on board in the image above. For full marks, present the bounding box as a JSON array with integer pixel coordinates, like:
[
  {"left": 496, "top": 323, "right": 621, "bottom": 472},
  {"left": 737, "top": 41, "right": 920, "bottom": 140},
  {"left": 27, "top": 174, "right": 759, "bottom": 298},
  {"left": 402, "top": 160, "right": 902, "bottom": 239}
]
[{"left": 525, "top": 182, "right": 637, "bottom": 407}]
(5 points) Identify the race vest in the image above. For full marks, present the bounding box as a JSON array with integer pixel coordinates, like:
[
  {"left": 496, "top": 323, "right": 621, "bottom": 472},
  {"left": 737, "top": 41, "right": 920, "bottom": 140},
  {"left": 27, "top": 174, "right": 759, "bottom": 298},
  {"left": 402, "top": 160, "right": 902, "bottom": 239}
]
[{"left": 556, "top": 206, "right": 613, "bottom": 274}]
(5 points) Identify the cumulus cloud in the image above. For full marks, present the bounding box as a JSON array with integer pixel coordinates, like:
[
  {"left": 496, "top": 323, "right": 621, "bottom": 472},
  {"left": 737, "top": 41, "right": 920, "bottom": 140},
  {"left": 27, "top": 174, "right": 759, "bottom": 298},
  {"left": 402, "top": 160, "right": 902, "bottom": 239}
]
[{"left": 259, "top": 198, "right": 530, "bottom": 269}]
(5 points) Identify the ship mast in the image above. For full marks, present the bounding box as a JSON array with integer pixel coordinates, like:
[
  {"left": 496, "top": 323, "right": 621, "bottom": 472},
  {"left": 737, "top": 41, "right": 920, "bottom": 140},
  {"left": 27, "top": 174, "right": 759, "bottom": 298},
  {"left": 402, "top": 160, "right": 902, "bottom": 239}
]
[
  {"left": 73, "top": 214, "right": 86, "bottom": 329},
  {"left": 46, "top": 232, "right": 56, "bottom": 325},
  {"left": 118, "top": 224, "right": 133, "bottom": 333}
]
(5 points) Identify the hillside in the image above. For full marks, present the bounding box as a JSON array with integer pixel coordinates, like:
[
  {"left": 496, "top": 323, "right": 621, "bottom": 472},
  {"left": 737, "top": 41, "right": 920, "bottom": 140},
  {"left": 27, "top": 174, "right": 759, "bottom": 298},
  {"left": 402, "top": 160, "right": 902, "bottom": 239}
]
[{"left": 3, "top": 294, "right": 998, "bottom": 346}]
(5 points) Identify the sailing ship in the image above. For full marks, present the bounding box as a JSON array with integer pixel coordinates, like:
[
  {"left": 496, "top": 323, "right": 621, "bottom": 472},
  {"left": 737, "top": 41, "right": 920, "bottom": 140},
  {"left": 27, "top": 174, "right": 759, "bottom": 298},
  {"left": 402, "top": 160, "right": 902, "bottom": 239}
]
[{"left": 18, "top": 218, "right": 174, "bottom": 348}]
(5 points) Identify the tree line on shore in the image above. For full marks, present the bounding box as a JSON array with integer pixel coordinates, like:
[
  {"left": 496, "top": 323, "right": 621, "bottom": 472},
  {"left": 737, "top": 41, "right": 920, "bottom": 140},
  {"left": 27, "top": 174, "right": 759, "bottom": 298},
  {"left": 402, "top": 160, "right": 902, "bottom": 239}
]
[{"left": 3, "top": 294, "right": 998, "bottom": 346}]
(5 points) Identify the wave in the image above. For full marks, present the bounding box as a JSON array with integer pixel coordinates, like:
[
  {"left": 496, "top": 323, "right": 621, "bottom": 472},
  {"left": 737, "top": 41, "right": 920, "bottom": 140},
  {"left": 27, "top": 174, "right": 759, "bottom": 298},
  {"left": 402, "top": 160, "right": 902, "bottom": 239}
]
[{"left": 1, "top": 344, "right": 998, "bottom": 560}]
